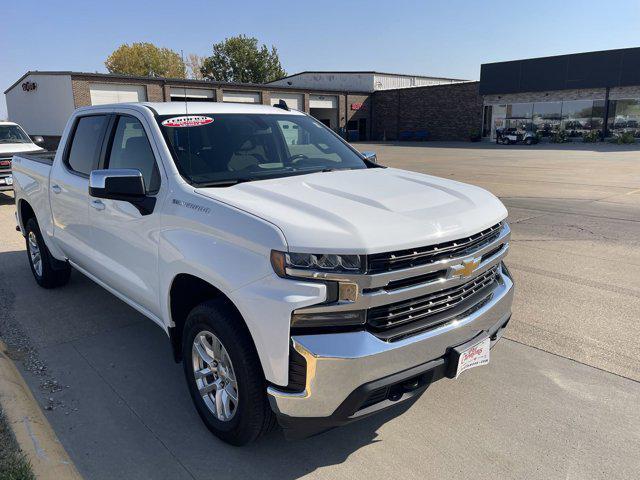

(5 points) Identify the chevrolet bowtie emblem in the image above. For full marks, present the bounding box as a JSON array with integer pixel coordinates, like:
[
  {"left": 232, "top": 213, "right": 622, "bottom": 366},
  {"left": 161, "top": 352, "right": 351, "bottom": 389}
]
[{"left": 451, "top": 258, "right": 481, "bottom": 278}]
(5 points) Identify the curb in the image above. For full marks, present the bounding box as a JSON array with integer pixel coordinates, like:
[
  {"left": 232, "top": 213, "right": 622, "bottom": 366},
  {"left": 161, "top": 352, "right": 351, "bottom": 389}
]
[{"left": 0, "top": 339, "right": 82, "bottom": 480}]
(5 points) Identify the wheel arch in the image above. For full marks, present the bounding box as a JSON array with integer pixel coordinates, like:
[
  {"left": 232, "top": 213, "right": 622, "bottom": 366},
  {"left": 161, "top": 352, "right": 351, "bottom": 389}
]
[
  {"left": 167, "top": 273, "right": 259, "bottom": 366},
  {"left": 18, "top": 198, "right": 36, "bottom": 231}
]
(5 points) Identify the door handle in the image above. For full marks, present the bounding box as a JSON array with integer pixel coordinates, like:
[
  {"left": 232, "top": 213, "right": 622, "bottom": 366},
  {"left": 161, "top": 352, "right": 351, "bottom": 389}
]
[
  {"left": 51, "top": 184, "right": 62, "bottom": 194},
  {"left": 90, "top": 199, "right": 105, "bottom": 211}
]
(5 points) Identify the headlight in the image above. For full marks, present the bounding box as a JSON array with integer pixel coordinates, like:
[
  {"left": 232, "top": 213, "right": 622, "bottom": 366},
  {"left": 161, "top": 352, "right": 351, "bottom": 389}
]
[{"left": 270, "top": 250, "right": 363, "bottom": 278}]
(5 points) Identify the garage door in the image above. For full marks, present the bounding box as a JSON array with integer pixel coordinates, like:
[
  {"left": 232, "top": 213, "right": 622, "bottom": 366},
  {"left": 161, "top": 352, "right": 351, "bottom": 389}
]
[
  {"left": 89, "top": 83, "right": 147, "bottom": 105},
  {"left": 309, "top": 95, "right": 338, "bottom": 109},
  {"left": 170, "top": 87, "right": 214, "bottom": 101},
  {"left": 270, "top": 93, "right": 303, "bottom": 110},
  {"left": 222, "top": 91, "right": 261, "bottom": 103}
]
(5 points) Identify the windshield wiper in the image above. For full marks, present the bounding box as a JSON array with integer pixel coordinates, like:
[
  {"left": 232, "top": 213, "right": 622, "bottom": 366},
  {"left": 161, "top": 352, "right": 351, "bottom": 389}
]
[{"left": 195, "top": 177, "right": 255, "bottom": 188}]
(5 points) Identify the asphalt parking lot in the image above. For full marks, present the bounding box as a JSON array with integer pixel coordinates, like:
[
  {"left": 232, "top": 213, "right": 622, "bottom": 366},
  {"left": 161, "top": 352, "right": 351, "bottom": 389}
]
[{"left": 0, "top": 142, "right": 639, "bottom": 479}]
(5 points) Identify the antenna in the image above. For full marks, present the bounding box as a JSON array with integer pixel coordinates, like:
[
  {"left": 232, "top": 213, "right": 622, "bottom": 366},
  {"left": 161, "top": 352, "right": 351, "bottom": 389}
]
[
  {"left": 181, "top": 50, "right": 188, "bottom": 116},
  {"left": 180, "top": 49, "right": 192, "bottom": 173}
]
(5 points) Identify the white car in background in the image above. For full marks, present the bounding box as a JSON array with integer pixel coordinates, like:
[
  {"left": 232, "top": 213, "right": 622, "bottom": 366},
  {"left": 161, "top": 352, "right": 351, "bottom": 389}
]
[{"left": 0, "top": 121, "right": 45, "bottom": 191}]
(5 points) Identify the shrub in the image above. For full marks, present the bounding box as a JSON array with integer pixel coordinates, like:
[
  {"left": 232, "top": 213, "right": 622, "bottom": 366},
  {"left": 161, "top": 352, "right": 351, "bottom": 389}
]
[
  {"left": 608, "top": 131, "right": 636, "bottom": 144},
  {"left": 550, "top": 130, "right": 569, "bottom": 143},
  {"left": 582, "top": 130, "right": 600, "bottom": 143},
  {"left": 469, "top": 130, "right": 481, "bottom": 142}
]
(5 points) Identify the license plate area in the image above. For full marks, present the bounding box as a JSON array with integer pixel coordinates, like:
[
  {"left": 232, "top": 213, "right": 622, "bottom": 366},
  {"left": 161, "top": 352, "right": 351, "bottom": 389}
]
[{"left": 446, "top": 335, "right": 491, "bottom": 379}]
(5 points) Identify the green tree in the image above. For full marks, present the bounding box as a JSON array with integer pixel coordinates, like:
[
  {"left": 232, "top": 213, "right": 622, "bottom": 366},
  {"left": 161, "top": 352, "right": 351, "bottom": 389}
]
[
  {"left": 105, "top": 42, "right": 186, "bottom": 78},
  {"left": 200, "top": 35, "right": 286, "bottom": 83}
]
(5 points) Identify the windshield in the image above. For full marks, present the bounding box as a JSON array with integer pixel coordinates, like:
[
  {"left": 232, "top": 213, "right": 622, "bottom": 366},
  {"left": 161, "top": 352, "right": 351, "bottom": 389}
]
[
  {"left": 0, "top": 125, "right": 32, "bottom": 144},
  {"left": 157, "top": 113, "right": 369, "bottom": 186}
]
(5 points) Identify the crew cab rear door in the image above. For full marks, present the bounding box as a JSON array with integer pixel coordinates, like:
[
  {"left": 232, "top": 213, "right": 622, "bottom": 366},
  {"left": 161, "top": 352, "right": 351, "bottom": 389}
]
[
  {"left": 87, "top": 112, "right": 164, "bottom": 319},
  {"left": 50, "top": 114, "right": 109, "bottom": 270}
]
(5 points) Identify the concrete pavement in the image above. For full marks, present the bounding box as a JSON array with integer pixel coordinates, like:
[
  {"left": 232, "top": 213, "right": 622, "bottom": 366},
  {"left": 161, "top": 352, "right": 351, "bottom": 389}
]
[{"left": 0, "top": 142, "right": 639, "bottom": 479}]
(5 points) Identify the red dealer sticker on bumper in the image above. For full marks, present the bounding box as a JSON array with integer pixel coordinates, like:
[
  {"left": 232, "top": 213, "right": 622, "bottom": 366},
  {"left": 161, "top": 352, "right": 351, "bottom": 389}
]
[{"left": 161, "top": 116, "right": 214, "bottom": 127}]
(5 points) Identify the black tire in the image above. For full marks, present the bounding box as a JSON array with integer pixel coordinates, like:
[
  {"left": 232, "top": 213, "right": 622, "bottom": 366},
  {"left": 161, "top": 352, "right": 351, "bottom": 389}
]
[
  {"left": 182, "top": 299, "right": 276, "bottom": 446},
  {"left": 524, "top": 137, "right": 533, "bottom": 145},
  {"left": 24, "top": 217, "right": 71, "bottom": 289}
]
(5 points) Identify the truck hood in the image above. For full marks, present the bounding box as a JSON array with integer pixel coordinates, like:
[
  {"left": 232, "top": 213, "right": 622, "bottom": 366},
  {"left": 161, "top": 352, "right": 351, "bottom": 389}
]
[
  {"left": 196, "top": 168, "right": 507, "bottom": 253},
  {"left": 0, "top": 143, "right": 43, "bottom": 156}
]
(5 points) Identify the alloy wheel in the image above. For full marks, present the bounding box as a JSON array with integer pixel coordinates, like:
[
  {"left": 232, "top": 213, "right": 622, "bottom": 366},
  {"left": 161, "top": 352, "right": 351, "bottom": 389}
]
[
  {"left": 191, "top": 331, "right": 239, "bottom": 422},
  {"left": 28, "top": 231, "right": 42, "bottom": 277}
]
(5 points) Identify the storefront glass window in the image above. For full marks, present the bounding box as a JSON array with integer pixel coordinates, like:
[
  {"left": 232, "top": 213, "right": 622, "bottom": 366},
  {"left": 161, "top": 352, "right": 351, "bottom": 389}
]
[
  {"left": 608, "top": 99, "right": 640, "bottom": 137},
  {"left": 591, "top": 100, "right": 605, "bottom": 132},
  {"left": 561, "top": 100, "right": 594, "bottom": 137},
  {"left": 505, "top": 103, "right": 533, "bottom": 132},
  {"left": 532, "top": 102, "right": 562, "bottom": 137}
]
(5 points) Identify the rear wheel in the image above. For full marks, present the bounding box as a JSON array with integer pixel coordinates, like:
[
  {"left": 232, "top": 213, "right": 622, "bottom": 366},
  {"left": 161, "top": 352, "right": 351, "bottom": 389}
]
[
  {"left": 524, "top": 137, "right": 533, "bottom": 145},
  {"left": 182, "top": 299, "right": 276, "bottom": 445},
  {"left": 25, "top": 218, "right": 71, "bottom": 289}
]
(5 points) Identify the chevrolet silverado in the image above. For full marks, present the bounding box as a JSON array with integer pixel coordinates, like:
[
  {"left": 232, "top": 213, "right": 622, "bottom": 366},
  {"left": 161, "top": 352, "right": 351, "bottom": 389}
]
[{"left": 12, "top": 102, "right": 513, "bottom": 445}]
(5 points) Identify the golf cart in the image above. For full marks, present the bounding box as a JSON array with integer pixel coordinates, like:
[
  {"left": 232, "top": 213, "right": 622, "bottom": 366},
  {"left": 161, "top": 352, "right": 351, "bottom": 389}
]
[{"left": 496, "top": 127, "right": 538, "bottom": 145}]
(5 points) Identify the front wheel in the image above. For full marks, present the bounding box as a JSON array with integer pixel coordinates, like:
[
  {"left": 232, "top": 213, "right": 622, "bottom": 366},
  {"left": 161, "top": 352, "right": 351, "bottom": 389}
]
[
  {"left": 182, "top": 299, "right": 276, "bottom": 445},
  {"left": 25, "top": 217, "right": 71, "bottom": 289}
]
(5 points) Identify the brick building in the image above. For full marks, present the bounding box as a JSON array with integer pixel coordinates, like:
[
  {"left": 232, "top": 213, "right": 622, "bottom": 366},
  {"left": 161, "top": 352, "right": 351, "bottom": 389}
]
[
  {"left": 4, "top": 71, "right": 373, "bottom": 149},
  {"left": 7, "top": 47, "right": 640, "bottom": 149}
]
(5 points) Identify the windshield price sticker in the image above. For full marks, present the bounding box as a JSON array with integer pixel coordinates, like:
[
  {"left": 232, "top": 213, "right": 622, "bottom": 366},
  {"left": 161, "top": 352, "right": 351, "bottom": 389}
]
[{"left": 161, "top": 116, "right": 214, "bottom": 128}]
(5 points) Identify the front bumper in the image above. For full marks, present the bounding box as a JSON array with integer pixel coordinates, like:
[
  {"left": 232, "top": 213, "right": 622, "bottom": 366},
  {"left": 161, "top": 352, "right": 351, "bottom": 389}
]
[
  {"left": 267, "top": 264, "right": 514, "bottom": 437},
  {"left": 0, "top": 173, "right": 12, "bottom": 191}
]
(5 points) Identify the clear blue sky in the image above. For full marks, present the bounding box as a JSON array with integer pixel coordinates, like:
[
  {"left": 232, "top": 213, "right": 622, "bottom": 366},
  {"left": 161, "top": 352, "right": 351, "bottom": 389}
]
[{"left": 3, "top": 0, "right": 640, "bottom": 119}]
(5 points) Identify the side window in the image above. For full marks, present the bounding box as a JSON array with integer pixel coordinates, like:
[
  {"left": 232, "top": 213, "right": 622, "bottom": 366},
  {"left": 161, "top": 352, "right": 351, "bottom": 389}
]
[
  {"left": 66, "top": 115, "right": 108, "bottom": 176},
  {"left": 107, "top": 116, "right": 160, "bottom": 194}
]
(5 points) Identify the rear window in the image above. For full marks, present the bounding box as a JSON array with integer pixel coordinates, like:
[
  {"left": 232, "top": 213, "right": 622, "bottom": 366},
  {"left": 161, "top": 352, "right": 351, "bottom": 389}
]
[{"left": 66, "top": 115, "right": 109, "bottom": 176}]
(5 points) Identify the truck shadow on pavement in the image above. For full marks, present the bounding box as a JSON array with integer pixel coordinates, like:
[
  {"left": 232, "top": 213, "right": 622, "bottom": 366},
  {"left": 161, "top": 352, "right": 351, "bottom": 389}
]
[
  {"left": 0, "top": 247, "right": 415, "bottom": 480},
  {"left": 0, "top": 193, "right": 14, "bottom": 206}
]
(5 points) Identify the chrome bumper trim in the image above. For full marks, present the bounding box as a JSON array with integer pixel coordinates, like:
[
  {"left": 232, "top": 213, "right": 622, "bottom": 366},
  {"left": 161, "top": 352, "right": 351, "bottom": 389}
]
[
  {"left": 293, "top": 223, "right": 510, "bottom": 313},
  {"left": 267, "top": 265, "right": 514, "bottom": 418}
]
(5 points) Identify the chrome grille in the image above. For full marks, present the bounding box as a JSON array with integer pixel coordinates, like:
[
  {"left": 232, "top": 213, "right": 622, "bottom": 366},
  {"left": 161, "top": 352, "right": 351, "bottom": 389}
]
[
  {"left": 367, "top": 266, "right": 500, "bottom": 340},
  {"left": 366, "top": 222, "right": 503, "bottom": 274}
]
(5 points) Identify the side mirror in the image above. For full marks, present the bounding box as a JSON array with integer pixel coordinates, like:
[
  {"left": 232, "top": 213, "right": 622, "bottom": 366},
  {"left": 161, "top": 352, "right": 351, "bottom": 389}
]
[
  {"left": 361, "top": 151, "right": 377, "bottom": 164},
  {"left": 32, "top": 136, "right": 44, "bottom": 145},
  {"left": 89, "top": 169, "right": 156, "bottom": 215},
  {"left": 89, "top": 169, "right": 145, "bottom": 200}
]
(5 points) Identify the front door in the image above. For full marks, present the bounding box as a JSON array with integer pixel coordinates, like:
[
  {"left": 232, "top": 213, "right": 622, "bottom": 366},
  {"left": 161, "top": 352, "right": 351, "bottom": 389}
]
[
  {"left": 50, "top": 114, "right": 109, "bottom": 271},
  {"left": 88, "top": 113, "right": 164, "bottom": 319},
  {"left": 482, "top": 106, "right": 493, "bottom": 138}
]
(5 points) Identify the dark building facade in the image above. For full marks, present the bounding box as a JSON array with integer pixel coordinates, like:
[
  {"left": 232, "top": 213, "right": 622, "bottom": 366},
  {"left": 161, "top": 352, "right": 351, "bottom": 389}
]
[
  {"left": 480, "top": 47, "right": 640, "bottom": 140},
  {"left": 372, "top": 82, "right": 482, "bottom": 141}
]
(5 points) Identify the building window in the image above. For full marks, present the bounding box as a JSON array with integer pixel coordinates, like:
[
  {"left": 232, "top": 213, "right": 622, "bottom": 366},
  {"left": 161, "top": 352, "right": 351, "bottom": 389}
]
[
  {"left": 561, "top": 100, "right": 595, "bottom": 138},
  {"left": 494, "top": 99, "right": 607, "bottom": 139},
  {"left": 608, "top": 99, "right": 640, "bottom": 137},
  {"left": 532, "top": 102, "right": 562, "bottom": 137},
  {"left": 505, "top": 103, "right": 533, "bottom": 132}
]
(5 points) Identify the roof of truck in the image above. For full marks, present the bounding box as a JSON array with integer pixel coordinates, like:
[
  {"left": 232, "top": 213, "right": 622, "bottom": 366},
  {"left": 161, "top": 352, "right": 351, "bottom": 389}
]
[{"left": 140, "top": 102, "right": 306, "bottom": 116}]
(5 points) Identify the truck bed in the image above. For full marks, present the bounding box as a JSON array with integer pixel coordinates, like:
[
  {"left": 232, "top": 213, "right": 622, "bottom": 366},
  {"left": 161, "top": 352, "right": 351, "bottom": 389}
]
[{"left": 15, "top": 150, "right": 56, "bottom": 165}]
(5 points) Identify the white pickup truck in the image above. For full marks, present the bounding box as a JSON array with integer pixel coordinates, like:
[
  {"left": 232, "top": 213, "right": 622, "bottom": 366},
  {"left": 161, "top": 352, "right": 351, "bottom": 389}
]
[
  {"left": 0, "top": 121, "right": 45, "bottom": 191},
  {"left": 12, "top": 102, "right": 513, "bottom": 445}
]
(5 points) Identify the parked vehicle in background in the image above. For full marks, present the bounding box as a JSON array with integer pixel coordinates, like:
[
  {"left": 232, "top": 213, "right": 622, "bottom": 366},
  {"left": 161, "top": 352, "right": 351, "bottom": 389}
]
[
  {"left": 0, "top": 122, "right": 45, "bottom": 191},
  {"left": 496, "top": 127, "right": 538, "bottom": 145},
  {"left": 12, "top": 102, "right": 514, "bottom": 445}
]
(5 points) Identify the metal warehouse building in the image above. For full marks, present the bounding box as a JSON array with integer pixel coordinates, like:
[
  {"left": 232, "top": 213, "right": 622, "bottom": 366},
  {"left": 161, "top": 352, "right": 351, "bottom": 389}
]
[{"left": 267, "top": 71, "right": 465, "bottom": 91}]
